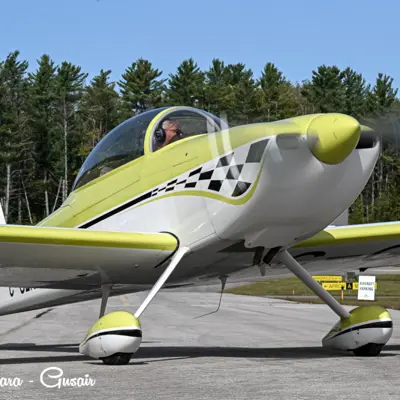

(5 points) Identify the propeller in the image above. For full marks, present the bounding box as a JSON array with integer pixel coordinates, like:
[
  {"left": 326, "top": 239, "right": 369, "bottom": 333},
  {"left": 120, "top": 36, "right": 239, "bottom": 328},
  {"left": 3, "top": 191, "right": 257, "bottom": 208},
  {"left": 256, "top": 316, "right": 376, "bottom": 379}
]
[
  {"left": 217, "top": 107, "right": 400, "bottom": 162},
  {"left": 359, "top": 110, "right": 400, "bottom": 150}
]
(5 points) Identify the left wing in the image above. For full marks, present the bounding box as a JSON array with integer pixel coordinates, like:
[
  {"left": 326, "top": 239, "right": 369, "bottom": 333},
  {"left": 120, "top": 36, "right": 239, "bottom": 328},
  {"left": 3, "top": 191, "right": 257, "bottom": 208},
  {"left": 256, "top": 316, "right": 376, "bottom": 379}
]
[
  {"left": 289, "top": 221, "right": 400, "bottom": 271},
  {"left": 0, "top": 225, "right": 178, "bottom": 289}
]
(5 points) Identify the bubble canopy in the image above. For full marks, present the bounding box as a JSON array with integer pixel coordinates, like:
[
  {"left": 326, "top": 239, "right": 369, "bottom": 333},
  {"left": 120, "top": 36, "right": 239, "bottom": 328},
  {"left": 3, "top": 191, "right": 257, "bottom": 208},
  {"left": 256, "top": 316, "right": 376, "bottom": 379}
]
[{"left": 72, "top": 106, "right": 226, "bottom": 190}]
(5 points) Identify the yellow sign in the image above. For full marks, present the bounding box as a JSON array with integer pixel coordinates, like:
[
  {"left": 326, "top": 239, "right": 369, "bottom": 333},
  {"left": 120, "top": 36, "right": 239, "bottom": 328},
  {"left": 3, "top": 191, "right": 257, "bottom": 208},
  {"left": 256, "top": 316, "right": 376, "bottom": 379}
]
[
  {"left": 313, "top": 276, "right": 343, "bottom": 282},
  {"left": 322, "top": 282, "right": 347, "bottom": 290},
  {"left": 346, "top": 282, "right": 377, "bottom": 290}
]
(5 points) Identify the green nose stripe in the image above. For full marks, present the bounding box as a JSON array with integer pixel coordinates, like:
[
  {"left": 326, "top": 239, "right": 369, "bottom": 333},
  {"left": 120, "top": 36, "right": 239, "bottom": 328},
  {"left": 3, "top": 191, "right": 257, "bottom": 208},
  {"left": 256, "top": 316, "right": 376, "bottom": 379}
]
[{"left": 307, "top": 113, "right": 361, "bottom": 165}]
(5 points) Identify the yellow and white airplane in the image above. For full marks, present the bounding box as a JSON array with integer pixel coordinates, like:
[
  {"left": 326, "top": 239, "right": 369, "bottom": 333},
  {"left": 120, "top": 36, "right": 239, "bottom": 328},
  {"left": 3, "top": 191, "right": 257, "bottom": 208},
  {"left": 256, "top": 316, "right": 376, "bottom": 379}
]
[{"left": 0, "top": 105, "right": 397, "bottom": 365}]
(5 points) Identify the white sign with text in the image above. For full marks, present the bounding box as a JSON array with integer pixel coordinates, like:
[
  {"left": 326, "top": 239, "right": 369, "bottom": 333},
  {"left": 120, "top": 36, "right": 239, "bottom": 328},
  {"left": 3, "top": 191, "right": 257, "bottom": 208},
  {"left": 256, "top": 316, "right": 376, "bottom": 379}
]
[{"left": 357, "top": 275, "right": 376, "bottom": 301}]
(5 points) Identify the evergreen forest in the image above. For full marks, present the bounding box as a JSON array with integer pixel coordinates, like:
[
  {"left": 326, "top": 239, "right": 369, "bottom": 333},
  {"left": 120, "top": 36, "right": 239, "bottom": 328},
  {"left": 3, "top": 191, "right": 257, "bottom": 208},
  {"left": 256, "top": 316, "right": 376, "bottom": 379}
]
[{"left": 1, "top": 51, "right": 400, "bottom": 225}]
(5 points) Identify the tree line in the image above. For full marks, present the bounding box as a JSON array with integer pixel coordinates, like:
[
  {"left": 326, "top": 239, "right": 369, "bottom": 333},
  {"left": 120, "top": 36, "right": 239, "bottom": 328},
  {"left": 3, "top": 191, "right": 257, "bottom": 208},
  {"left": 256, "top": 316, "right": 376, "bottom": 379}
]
[{"left": 1, "top": 50, "right": 400, "bottom": 225}]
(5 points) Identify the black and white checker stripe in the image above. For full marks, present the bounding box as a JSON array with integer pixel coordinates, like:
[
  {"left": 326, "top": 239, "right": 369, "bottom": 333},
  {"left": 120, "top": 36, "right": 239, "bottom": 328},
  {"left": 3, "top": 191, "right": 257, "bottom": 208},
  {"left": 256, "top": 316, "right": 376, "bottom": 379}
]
[
  {"left": 151, "top": 138, "right": 269, "bottom": 199},
  {"left": 79, "top": 138, "right": 270, "bottom": 228}
]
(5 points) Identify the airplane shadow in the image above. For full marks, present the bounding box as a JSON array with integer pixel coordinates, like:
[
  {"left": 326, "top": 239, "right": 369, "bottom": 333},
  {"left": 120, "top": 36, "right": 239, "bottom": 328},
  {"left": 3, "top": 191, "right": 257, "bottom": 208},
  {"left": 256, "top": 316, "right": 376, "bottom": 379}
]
[
  {"left": 0, "top": 343, "right": 398, "bottom": 365},
  {"left": 0, "top": 343, "right": 79, "bottom": 353},
  {"left": 0, "top": 340, "right": 159, "bottom": 354},
  {"left": 132, "top": 344, "right": 400, "bottom": 361}
]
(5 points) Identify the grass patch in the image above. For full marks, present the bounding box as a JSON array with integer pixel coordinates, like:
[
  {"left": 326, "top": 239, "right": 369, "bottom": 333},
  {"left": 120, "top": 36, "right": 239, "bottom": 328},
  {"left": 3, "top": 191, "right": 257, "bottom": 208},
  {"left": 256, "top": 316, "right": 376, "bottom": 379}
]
[
  {"left": 226, "top": 277, "right": 316, "bottom": 297},
  {"left": 370, "top": 274, "right": 400, "bottom": 282},
  {"left": 225, "top": 274, "right": 400, "bottom": 309}
]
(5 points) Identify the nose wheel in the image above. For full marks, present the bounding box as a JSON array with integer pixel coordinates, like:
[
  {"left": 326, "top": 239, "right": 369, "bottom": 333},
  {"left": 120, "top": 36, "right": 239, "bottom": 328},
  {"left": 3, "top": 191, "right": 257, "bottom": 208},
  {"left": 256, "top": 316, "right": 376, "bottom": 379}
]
[
  {"left": 101, "top": 352, "right": 133, "bottom": 365},
  {"left": 353, "top": 343, "right": 384, "bottom": 357}
]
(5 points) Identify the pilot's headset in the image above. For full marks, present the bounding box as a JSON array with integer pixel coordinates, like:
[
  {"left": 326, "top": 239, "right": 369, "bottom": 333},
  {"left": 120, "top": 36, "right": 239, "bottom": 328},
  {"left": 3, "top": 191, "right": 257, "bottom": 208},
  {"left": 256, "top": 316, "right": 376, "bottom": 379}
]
[{"left": 154, "top": 120, "right": 183, "bottom": 143}]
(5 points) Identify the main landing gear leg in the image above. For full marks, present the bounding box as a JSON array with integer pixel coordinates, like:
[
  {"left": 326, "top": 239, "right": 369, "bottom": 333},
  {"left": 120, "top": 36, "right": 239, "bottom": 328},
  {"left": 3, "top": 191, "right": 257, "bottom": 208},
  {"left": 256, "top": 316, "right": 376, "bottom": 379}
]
[
  {"left": 276, "top": 250, "right": 393, "bottom": 356},
  {"left": 277, "top": 250, "right": 349, "bottom": 318},
  {"left": 79, "top": 247, "right": 191, "bottom": 365},
  {"left": 134, "top": 247, "right": 191, "bottom": 318}
]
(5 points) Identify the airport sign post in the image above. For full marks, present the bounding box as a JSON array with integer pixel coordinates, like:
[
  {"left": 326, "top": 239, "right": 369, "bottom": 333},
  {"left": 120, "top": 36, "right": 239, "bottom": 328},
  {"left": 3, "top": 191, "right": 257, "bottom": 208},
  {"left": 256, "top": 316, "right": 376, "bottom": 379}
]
[
  {"left": 313, "top": 276, "right": 343, "bottom": 282},
  {"left": 357, "top": 276, "right": 376, "bottom": 301},
  {"left": 311, "top": 275, "right": 377, "bottom": 301},
  {"left": 321, "top": 282, "right": 346, "bottom": 290}
]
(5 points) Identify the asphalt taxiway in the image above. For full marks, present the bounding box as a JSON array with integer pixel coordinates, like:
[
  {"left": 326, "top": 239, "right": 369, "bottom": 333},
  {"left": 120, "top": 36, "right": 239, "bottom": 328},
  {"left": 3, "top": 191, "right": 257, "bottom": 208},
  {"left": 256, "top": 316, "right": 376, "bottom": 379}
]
[{"left": 0, "top": 292, "right": 399, "bottom": 399}]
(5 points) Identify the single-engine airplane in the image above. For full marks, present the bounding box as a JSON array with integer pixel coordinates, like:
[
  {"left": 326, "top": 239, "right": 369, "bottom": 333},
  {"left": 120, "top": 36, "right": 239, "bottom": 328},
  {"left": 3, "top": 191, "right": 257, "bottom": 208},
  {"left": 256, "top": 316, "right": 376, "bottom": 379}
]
[{"left": 0, "top": 105, "right": 398, "bottom": 365}]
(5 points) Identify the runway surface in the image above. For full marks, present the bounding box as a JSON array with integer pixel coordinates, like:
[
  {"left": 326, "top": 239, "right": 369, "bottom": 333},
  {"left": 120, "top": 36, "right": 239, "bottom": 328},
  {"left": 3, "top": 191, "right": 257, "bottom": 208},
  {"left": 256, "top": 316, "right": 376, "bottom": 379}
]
[{"left": 0, "top": 292, "right": 399, "bottom": 399}]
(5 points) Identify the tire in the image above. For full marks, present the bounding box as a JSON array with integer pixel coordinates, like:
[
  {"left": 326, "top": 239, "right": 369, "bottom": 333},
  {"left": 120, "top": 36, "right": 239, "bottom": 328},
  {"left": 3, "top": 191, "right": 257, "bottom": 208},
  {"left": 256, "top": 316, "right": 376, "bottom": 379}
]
[
  {"left": 353, "top": 343, "right": 384, "bottom": 357},
  {"left": 101, "top": 353, "right": 133, "bottom": 365}
]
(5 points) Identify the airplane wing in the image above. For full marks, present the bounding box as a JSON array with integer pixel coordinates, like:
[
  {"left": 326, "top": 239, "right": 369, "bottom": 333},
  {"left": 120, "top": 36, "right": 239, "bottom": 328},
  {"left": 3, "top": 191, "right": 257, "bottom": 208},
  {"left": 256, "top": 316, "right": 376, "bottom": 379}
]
[
  {"left": 289, "top": 221, "right": 400, "bottom": 271},
  {"left": 0, "top": 225, "right": 178, "bottom": 289},
  {"left": 1, "top": 220, "right": 399, "bottom": 290}
]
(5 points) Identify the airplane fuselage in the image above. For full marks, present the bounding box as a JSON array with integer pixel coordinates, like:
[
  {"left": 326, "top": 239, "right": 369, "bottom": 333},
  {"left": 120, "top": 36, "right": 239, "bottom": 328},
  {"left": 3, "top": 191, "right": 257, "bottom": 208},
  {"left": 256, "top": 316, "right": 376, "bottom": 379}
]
[{"left": 0, "top": 111, "right": 380, "bottom": 314}]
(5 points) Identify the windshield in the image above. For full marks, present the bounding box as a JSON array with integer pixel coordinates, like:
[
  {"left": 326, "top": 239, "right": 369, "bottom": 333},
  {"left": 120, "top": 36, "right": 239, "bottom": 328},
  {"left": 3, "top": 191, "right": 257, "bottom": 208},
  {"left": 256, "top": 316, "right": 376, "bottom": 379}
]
[{"left": 73, "top": 108, "right": 165, "bottom": 190}]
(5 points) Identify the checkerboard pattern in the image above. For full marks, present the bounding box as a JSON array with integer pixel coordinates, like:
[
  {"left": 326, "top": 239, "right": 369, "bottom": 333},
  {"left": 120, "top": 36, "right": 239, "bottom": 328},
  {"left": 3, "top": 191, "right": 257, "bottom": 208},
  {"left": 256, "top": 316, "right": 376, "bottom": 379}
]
[{"left": 151, "top": 138, "right": 269, "bottom": 199}]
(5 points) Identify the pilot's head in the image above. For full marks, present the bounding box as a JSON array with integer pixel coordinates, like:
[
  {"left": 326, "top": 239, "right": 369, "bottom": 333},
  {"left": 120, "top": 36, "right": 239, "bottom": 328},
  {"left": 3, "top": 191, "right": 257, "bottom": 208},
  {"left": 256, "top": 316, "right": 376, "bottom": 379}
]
[
  {"left": 154, "top": 119, "right": 182, "bottom": 150},
  {"left": 162, "top": 119, "right": 181, "bottom": 140},
  {"left": 155, "top": 119, "right": 183, "bottom": 150}
]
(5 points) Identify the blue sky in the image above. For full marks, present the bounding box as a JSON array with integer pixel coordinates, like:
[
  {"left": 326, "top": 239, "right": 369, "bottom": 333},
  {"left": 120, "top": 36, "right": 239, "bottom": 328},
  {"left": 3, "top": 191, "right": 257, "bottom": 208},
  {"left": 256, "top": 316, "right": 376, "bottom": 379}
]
[{"left": 0, "top": 0, "right": 399, "bottom": 88}]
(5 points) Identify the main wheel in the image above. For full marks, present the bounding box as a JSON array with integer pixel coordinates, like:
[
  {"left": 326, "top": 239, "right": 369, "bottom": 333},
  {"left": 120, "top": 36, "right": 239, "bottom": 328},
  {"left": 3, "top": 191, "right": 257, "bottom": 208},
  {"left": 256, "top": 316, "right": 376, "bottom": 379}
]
[
  {"left": 101, "top": 353, "right": 133, "bottom": 365},
  {"left": 353, "top": 343, "right": 384, "bottom": 357}
]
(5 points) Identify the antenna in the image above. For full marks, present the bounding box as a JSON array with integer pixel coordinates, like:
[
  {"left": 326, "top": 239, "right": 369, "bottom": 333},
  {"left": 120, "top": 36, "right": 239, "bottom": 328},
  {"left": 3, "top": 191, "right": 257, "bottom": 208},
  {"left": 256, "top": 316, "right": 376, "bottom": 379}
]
[{"left": 193, "top": 275, "right": 228, "bottom": 319}]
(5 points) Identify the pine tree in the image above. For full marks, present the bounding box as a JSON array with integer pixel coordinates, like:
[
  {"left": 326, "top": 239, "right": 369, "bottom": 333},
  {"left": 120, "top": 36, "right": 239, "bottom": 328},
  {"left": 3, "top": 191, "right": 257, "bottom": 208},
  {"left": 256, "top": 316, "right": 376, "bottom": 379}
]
[
  {"left": 362, "top": 73, "right": 399, "bottom": 221},
  {"left": 295, "top": 82, "right": 315, "bottom": 115},
  {"left": 27, "top": 54, "right": 59, "bottom": 218},
  {"left": 167, "top": 58, "right": 205, "bottom": 107},
  {"left": 226, "top": 63, "right": 257, "bottom": 125},
  {"left": 255, "top": 62, "right": 299, "bottom": 122},
  {"left": 342, "top": 67, "right": 367, "bottom": 119},
  {"left": 256, "top": 62, "right": 286, "bottom": 122},
  {"left": 119, "top": 58, "right": 166, "bottom": 120},
  {"left": 372, "top": 183, "right": 400, "bottom": 222},
  {"left": 0, "top": 51, "right": 30, "bottom": 222},
  {"left": 203, "top": 58, "right": 234, "bottom": 117},
  {"left": 366, "top": 73, "right": 398, "bottom": 116},
  {"left": 349, "top": 196, "right": 365, "bottom": 224},
  {"left": 54, "top": 62, "right": 87, "bottom": 201},
  {"left": 301, "top": 65, "right": 345, "bottom": 113},
  {"left": 79, "top": 69, "right": 119, "bottom": 159}
]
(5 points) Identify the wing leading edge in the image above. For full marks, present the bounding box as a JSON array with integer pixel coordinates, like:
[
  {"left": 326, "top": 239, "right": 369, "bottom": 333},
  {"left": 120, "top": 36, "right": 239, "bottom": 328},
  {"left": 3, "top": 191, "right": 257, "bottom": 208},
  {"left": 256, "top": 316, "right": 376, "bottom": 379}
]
[
  {"left": 0, "top": 225, "right": 177, "bottom": 250},
  {"left": 290, "top": 221, "right": 400, "bottom": 270},
  {"left": 0, "top": 225, "right": 179, "bottom": 289}
]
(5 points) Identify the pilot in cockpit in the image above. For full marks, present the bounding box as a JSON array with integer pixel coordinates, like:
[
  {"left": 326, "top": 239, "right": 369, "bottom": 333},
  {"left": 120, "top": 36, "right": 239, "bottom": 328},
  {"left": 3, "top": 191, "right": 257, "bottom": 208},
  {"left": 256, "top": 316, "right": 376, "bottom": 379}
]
[{"left": 154, "top": 119, "right": 184, "bottom": 150}]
